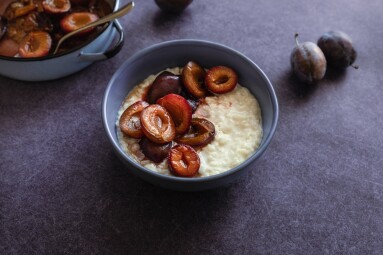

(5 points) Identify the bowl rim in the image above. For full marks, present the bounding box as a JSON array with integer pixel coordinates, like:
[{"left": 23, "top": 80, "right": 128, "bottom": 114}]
[
  {"left": 0, "top": 0, "right": 119, "bottom": 62},
  {"left": 102, "top": 39, "right": 279, "bottom": 184}
]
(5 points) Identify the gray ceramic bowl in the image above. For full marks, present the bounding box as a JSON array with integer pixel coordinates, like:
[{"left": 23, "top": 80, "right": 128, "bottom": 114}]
[{"left": 102, "top": 39, "right": 278, "bottom": 191}]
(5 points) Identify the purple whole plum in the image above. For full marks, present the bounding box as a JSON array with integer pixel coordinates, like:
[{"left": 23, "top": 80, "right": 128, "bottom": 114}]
[
  {"left": 290, "top": 33, "right": 327, "bottom": 84},
  {"left": 154, "top": 0, "right": 193, "bottom": 13},
  {"left": 317, "top": 31, "right": 358, "bottom": 69}
]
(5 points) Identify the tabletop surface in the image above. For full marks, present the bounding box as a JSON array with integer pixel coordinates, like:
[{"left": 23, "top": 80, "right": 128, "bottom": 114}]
[{"left": 1, "top": 0, "right": 383, "bottom": 254}]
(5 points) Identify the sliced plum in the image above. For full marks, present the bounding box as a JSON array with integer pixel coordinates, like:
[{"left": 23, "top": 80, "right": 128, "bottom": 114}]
[
  {"left": 60, "top": 12, "right": 99, "bottom": 35},
  {"left": 205, "top": 66, "right": 238, "bottom": 94},
  {"left": 140, "top": 104, "right": 176, "bottom": 144},
  {"left": 42, "top": 0, "right": 71, "bottom": 14},
  {"left": 18, "top": 31, "right": 52, "bottom": 58},
  {"left": 176, "top": 118, "right": 215, "bottom": 147},
  {"left": 119, "top": 101, "right": 149, "bottom": 139},
  {"left": 157, "top": 94, "right": 192, "bottom": 135},
  {"left": 4, "top": 2, "right": 37, "bottom": 20},
  {"left": 168, "top": 144, "right": 200, "bottom": 177},
  {"left": 182, "top": 61, "right": 207, "bottom": 98}
]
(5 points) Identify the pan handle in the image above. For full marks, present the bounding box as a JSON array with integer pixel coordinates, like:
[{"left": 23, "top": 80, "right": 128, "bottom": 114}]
[{"left": 79, "top": 19, "right": 124, "bottom": 61}]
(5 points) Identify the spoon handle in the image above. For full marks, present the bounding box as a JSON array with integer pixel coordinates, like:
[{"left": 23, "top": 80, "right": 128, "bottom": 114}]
[{"left": 53, "top": 1, "right": 135, "bottom": 55}]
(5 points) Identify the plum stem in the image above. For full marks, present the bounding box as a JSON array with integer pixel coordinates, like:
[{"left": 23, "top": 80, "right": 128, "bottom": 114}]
[{"left": 294, "top": 33, "right": 300, "bottom": 46}]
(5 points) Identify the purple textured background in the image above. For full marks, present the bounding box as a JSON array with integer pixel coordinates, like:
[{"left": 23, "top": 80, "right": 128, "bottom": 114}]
[{"left": 1, "top": 0, "right": 383, "bottom": 254}]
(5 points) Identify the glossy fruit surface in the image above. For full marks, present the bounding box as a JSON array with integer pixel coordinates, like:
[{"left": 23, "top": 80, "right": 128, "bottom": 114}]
[
  {"left": 157, "top": 94, "right": 192, "bottom": 135},
  {"left": 26, "top": 12, "right": 54, "bottom": 33},
  {"left": 139, "top": 137, "right": 172, "bottom": 163},
  {"left": 4, "top": 2, "right": 37, "bottom": 20},
  {"left": 186, "top": 98, "right": 199, "bottom": 112},
  {"left": 154, "top": 0, "right": 193, "bottom": 13},
  {"left": 176, "top": 118, "right": 215, "bottom": 147},
  {"left": 290, "top": 33, "right": 326, "bottom": 83},
  {"left": 182, "top": 61, "right": 207, "bottom": 98},
  {"left": 205, "top": 66, "right": 238, "bottom": 94},
  {"left": 317, "top": 30, "right": 357, "bottom": 69},
  {"left": 42, "top": 0, "right": 71, "bottom": 14},
  {"left": 18, "top": 31, "right": 52, "bottom": 58},
  {"left": 168, "top": 144, "right": 200, "bottom": 177},
  {"left": 146, "top": 71, "right": 183, "bottom": 104},
  {"left": 60, "top": 12, "right": 99, "bottom": 35},
  {"left": 119, "top": 101, "right": 149, "bottom": 139},
  {"left": 141, "top": 104, "right": 176, "bottom": 144}
]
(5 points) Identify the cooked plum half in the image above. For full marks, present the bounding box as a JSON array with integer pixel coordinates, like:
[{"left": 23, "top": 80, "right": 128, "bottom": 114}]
[
  {"left": 168, "top": 144, "right": 200, "bottom": 177},
  {"left": 139, "top": 137, "right": 172, "bottom": 163},
  {"left": 205, "top": 66, "right": 238, "bottom": 94},
  {"left": 60, "top": 12, "right": 99, "bottom": 35},
  {"left": 176, "top": 118, "right": 215, "bottom": 147},
  {"left": 18, "top": 31, "right": 52, "bottom": 58},
  {"left": 141, "top": 104, "right": 176, "bottom": 144},
  {"left": 4, "top": 2, "right": 37, "bottom": 20},
  {"left": 182, "top": 61, "right": 207, "bottom": 98},
  {"left": 119, "top": 101, "right": 149, "bottom": 139},
  {"left": 157, "top": 94, "right": 192, "bottom": 135},
  {"left": 27, "top": 12, "right": 54, "bottom": 33},
  {"left": 146, "top": 71, "right": 183, "bottom": 104},
  {"left": 42, "top": 0, "right": 71, "bottom": 14},
  {"left": 4, "top": 11, "right": 54, "bottom": 45}
]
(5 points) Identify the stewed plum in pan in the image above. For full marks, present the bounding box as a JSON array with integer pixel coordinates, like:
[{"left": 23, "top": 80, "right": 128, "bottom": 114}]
[{"left": 0, "top": 0, "right": 112, "bottom": 58}]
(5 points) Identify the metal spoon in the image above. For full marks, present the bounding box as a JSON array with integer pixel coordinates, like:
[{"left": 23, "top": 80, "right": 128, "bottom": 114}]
[{"left": 53, "top": 1, "right": 134, "bottom": 55}]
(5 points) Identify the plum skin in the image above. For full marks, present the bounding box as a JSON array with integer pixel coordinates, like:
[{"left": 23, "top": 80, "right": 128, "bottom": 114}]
[
  {"left": 119, "top": 101, "right": 149, "bottom": 139},
  {"left": 139, "top": 137, "right": 172, "bottom": 163},
  {"left": 182, "top": 61, "right": 207, "bottom": 98},
  {"left": 176, "top": 118, "right": 215, "bottom": 147},
  {"left": 18, "top": 31, "right": 52, "bottom": 58},
  {"left": 156, "top": 94, "right": 192, "bottom": 135},
  {"left": 317, "top": 31, "right": 357, "bottom": 69},
  {"left": 205, "top": 66, "right": 238, "bottom": 94},
  {"left": 290, "top": 33, "right": 327, "bottom": 84},
  {"left": 168, "top": 144, "right": 200, "bottom": 177},
  {"left": 146, "top": 71, "right": 183, "bottom": 104},
  {"left": 140, "top": 104, "right": 176, "bottom": 144}
]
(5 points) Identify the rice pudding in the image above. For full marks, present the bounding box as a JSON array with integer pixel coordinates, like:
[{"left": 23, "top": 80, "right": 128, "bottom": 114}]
[{"left": 117, "top": 67, "right": 263, "bottom": 177}]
